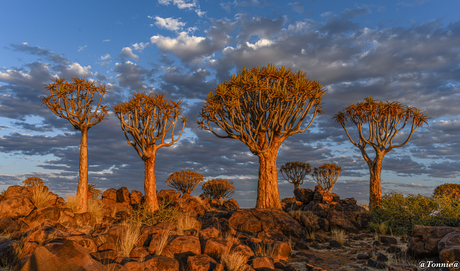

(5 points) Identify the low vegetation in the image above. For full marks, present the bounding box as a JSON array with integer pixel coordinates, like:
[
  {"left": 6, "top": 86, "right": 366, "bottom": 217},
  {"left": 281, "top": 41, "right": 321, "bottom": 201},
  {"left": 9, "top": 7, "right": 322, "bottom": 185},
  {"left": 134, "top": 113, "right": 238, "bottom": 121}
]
[
  {"left": 165, "top": 170, "right": 203, "bottom": 195},
  {"left": 118, "top": 221, "right": 141, "bottom": 257},
  {"left": 201, "top": 178, "right": 235, "bottom": 201},
  {"left": 331, "top": 228, "right": 346, "bottom": 245},
  {"left": 128, "top": 199, "right": 178, "bottom": 226},
  {"left": 65, "top": 193, "right": 104, "bottom": 223},
  {"left": 221, "top": 252, "right": 247, "bottom": 271}
]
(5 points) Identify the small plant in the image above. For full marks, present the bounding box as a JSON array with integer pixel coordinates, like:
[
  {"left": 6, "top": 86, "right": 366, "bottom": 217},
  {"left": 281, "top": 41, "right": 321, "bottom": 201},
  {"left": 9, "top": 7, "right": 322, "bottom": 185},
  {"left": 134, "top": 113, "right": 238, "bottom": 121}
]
[
  {"left": 118, "top": 221, "right": 141, "bottom": 257},
  {"left": 22, "top": 177, "right": 45, "bottom": 187},
  {"left": 155, "top": 232, "right": 173, "bottom": 256},
  {"left": 66, "top": 193, "right": 104, "bottom": 222},
  {"left": 369, "top": 221, "right": 388, "bottom": 235},
  {"left": 255, "top": 242, "right": 275, "bottom": 257},
  {"left": 279, "top": 161, "right": 311, "bottom": 190},
  {"left": 221, "top": 251, "right": 247, "bottom": 271},
  {"left": 128, "top": 199, "right": 178, "bottom": 226},
  {"left": 306, "top": 229, "right": 316, "bottom": 240},
  {"left": 165, "top": 170, "right": 203, "bottom": 195},
  {"left": 177, "top": 215, "right": 197, "bottom": 235},
  {"left": 88, "top": 183, "right": 102, "bottom": 200},
  {"left": 201, "top": 178, "right": 235, "bottom": 201},
  {"left": 31, "top": 186, "right": 54, "bottom": 209},
  {"left": 331, "top": 228, "right": 346, "bottom": 245},
  {"left": 311, "top": 163, "right": 342, "bottom": 192}
]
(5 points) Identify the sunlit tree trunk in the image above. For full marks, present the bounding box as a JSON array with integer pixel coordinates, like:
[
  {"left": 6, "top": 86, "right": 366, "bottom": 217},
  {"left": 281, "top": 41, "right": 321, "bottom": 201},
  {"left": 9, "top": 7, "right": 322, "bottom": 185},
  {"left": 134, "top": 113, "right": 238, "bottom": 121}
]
[
  {"left": 368, "top": 155, "right": 384, "bottom": 209},
  {"left": 144, "top": 152, "right": 159, "bottom": 212},
  {"left": 76, "top": 127, "right": 88, "bottom": 213},
  {"left": 256, "top": 146, "right": 282, "bottom": 209}
]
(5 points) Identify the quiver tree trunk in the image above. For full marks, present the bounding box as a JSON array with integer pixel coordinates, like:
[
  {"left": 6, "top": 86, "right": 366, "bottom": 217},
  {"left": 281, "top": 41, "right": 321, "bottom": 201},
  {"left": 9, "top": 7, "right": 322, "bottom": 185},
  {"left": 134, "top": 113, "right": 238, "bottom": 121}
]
[
  {"left": 368, "top": 155, "right": 384, "bottom": 209},
  {"left": 144, "top": 154, "right": 159, "bottom": 212},
  {"left": 256, "top": 147, "right": 282, "bottom": 209},
  {"left": 76, "top": 127, "right": 89, "bottom": 213}
]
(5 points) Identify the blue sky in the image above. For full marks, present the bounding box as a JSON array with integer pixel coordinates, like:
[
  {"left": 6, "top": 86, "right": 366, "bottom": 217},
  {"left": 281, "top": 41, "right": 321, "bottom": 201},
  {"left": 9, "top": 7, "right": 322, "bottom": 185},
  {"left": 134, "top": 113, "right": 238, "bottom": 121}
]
[{"left": 1, "top": 0, "right": 460, "bottom": 207}]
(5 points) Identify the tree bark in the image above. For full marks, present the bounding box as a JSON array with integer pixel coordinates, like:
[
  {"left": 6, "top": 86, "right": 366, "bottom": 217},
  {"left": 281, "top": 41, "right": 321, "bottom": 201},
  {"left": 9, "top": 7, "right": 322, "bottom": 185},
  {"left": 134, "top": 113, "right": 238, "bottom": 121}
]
[
  {"left": 76, "top": 127, "right": 88, "bottom": 213},
  {"left": 144, "top": 154, "right": 159, "bottom": 212},
  {"left": 294, "top": 183, "right": 299, "bottom": 190},
  {"left": 256, "top": 147, "right": 282, "bottom": 209},
  {"left": 369, "top": 156, "right": 384, "bottom": 209}
]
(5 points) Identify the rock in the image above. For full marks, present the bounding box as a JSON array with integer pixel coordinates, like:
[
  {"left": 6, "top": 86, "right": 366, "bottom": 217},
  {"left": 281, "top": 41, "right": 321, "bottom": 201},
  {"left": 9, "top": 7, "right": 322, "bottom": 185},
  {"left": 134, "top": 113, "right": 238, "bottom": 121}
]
[
  {"left": 19, "top": 239, "right": 105, "bottom": 271},
  {"left": 186, "top": 254, "right": 222, "bottom": 271},
  {"left": 98, "top": 242, "right": 118, "bottom": 252},
  {"left": 91, "top": 250, "right": 123, "bottom": 264},
  {"left": 102, "top": 188, "right": 117, "bottom": 205},
  {"left": 257, "top": 228, "right": 289, "bottom": 243},
  {"left": 157, "top": 190, "right": 181, "bottom": 204},
  {"left": 22, "top": 225, "right": 68, "bottom": 245},
  {"left": 438, "top": 231, "right": 460, "bottom": 251},
  {"left": 0, "top": 196, "right": 35, "bottom": 218},
  {"left": 200, "top": 227, "right": 220, "bottom": 239},
  {"left": 271, "top": 241, "right": 291, "bottom": 261},
  {"left": 317, "top": 218, "right": 329, "bottom": 232},
  {"left": 143, "top": 255, "right": 179, "bottom": 270},
  {"left": 0, "top": 240, "right": 18, "bottom": 265},
  {"left": 25, "top": 207, "right": 75, "bottom": 226},
  {"left": 130, "top": 190, "right": 143, "bottom": 206},
  {"left": 129, "top": 246, "right": 149, "bottom": 261},
  {"left": 438, "top": 232, "right": 460, "bottom": 266},
  {"left": 305, "top": 263, "right": 328, "bottom": 271},
  {"left": 408, "top": 225, "right": 460, "bottom": 258},
  {"left": 123, "top": 261, "right": 146, "bottom": 271},
  {"left": 313, "top": 185, "right": 333, "bottom": 204},
  {"left": 367, "top": 259, "right": 387, "bottom": 269},
  {"left": 0, "top": 217, "right": 22, "bottom": 233},
  {"left": 294, "top": 188, "right": 315, "bottom": 204},
  {"left": 74, "top": 212, "right": 95, "bottom": 226},
  {"left": 222, "top": 199, "right": 239, "bottom": 210},
  {"left": 229, "top": 209, "right": 305, "bottom": 238},
  {"left": 300, "top": 215, "right": 320, "bottom": 233},
  {"left": 162, "top": 235, "right": 201, "bottom": 259},
  {"left": 380, "top": 236, "right": 398, "bottom": 245},
  {"left": 252, "top": 257, "right": 274, "bottom": 269},
  {"left": 173, "top": 193, "right": 206, "bottom": 216},
  {"left": 327, "top": 215, "right": 358, "bottom": 232},
  {"left": 388, "top": 264, "right": 418, "bottom": 271},
  {"left": 203, "top": 238, "right": 233, "bottom": 260},
  {"left": 329, "top": 240, "right": 342, "bottom": 248},
  {"left": 340, "top": 198, "right": 357, "bottom": 205},
  {"left": 104, "top": 263, "right": 129, "bottom": 271},
  {"left": 3, "top": 185, "right": 31, "bottom": 199},
  {"left": 117, "top": 187, "right": 131, "bottom": 203},
  {"left": 231, "top": 244, "right": 255, "bottom": 260},
  {"left": 65, "top": 235, "right": 97, "bottom": 253}
]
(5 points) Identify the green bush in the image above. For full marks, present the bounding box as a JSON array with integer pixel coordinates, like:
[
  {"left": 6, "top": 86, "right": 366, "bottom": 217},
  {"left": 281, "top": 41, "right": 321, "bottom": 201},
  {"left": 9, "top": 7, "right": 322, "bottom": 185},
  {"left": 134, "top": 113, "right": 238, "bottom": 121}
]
[
  {"left": 433, "top": 183, "right": 460, "bottom": 200},
  {"left": 128, "top": 198, "right": 178, "bottom": 226},
  {"left": 370, "top": 191, "right": 460, "bottom": 235}
]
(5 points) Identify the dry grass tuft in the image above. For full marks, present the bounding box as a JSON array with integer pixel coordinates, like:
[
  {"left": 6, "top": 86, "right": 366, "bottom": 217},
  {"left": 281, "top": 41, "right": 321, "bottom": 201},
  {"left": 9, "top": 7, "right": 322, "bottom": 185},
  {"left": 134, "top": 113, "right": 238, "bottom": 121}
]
[
  {"left": 331, "top": 228, "right": 347, "bottom": 245},
  {"left": 177, "top": 215, "right": 196, "bottom": 234},
  {"left": 65, "top": 193, "right": 104, "bottom": 223},
  {"left": 221, "top": 252, "right": 247, "bottom": 271},
  {"left": 31, "top": 186, "right": 54, "bottom": 209},
  {"left": 118, "top": 221, "right": 141, "bottom": 257},
  {"left": 155, "top": 231, "right": 173, "bottom": 256}
]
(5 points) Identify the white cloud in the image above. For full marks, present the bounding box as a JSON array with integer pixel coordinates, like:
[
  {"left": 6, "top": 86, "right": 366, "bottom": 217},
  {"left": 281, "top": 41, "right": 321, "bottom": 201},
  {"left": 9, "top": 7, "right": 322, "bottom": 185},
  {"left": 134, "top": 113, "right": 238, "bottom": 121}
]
[
  {"left": 151, "top": 16, "right": 186, "bottom": 31},
  {"left": 63, "top": 63, "right": 92, "bottom": 78},
  {"left": 78, "top": 45, "right": 87, "bottom": 52},
  {"left": 132, "top": 42, "right": 149, "bottom": 51},
  {"left": 246, "top": 38, "right": 274, "bottom": 49},
  {"left": 120, "top": 47, "right": 140, "bottom": 61},
  {"left": 100, "top": 54, "right": 111, "bottom": 61},
  {"left": 150, "top": 32, "right": 214, "bottom": 62},
  {"left": 158, "top": 0, "right": 197, "bottom": 10},
  {"left": 103, "top": 39, "right": 111, "bottom": 42}
]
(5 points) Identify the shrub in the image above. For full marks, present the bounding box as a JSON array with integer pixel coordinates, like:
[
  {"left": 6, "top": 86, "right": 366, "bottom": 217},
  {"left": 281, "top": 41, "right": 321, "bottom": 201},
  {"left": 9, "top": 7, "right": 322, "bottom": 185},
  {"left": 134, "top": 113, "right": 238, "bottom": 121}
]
[
  {"left": 221, "top": 252, "right": 247, "bottom": 271},
  {"left": 31, "top": 186, "right": 54, "bottom": 209},
  {"left": 128, "top": 198, "right": 178, "bottom": 226},
  {"left": 201, "top": 178, "right": 235, "bottom": 201},
  {"left": 433, "top": 183, "right": 460, "bottom": 200},
  {"left": 66, "top": 193, "right": 104, "bottom": 222},
  {"left": 331, "top": 228, "right": 346, "bottom": 245},
  {"left": 279, "top": 161, "right": 311, "bottom": 190},
  {"left": 165, "top": 170, "right": 203, "bottom": 195},
  {"left": 88, "top": 183, "right": 102, "bottom": 200},
  {"left": 118, "top": 221, "right": 141, "bottom": 257},
  {"left": 22, "top": 177, "right": 44, "bottom": 187},
  {"left": 370, "top": 191, "right": 460, "bottom": 235},
  {"left": 311, "top": 163, "right": 342, "bottom": 192}
]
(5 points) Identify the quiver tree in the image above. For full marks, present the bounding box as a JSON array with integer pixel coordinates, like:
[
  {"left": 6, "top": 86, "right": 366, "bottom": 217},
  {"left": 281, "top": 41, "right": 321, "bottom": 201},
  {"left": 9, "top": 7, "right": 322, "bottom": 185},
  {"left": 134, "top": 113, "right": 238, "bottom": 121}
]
[
  {"left": 201, "top": 178, "right": 235, "bottom": 201},
  {"left": 198, "top": 64, "right": 326, "bottom": 209},
  {"left": 113, "top": 92, "right": 187, "bottom": 212},
  {"left": 279, "top": 161, "right": 311, "bottom": 190},
  {"left": 165, "top": 170, "right": 203, "bottom": 195},
  {"left": 333, "top": 96, "right": 428, "bottom": 209},
  {"left": 311, "top": 163, "right": 342, "bottom": 193},
  {"left": 42, "top": 77, "right": 108, "bottom": 213},
  {"left": 22, "top": 177, "right": 44, "bottom": 187}
]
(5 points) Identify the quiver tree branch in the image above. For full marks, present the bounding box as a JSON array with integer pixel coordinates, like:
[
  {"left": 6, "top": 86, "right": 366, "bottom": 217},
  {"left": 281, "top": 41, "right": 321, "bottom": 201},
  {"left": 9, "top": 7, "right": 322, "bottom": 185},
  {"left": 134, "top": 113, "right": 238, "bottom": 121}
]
[
  {"left": 41, "top": 77, "right": 109, "bottom": 213},
  {"left": 332, "top": 96, "right": 428, "bottom": 209},
  {"left": 113, "top": 91, "right": 188, "bottom": 211},
  {"left": 198, "top": 64, "right": 326, "bottom": 209}
]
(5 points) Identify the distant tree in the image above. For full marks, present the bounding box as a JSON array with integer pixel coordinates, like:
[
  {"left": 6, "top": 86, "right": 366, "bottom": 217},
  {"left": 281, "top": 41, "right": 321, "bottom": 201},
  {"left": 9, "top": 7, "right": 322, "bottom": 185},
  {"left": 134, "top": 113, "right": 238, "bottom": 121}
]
[
  {"left": 201, "top": 178, "right": 235, "bottom": 201},
  {"left": 113, "top": 92, "right": 187, "bottom": 212},
  {"left": 333, "top": 96, "right": 428, "bottom": 209},
  {"left": 42, "top": 77, "right": 108, "bottom": 213},
  {"left": 311, "top": 163, "right": 342, "bottom": 193},
  {"left": 433, "top": 183, "right": 460, "bottom": 200},
  {"left": 22, "top": 177, "right": 44, "bottom": 187},
  {"left": 198, "top": 64, "right": 326, "bottom": 209},
  {"left": 279, "top": 161, "right": 311, "bottom": 190},
  {"left": 166, "top": 170, "right": 203, "bottom": 195}
]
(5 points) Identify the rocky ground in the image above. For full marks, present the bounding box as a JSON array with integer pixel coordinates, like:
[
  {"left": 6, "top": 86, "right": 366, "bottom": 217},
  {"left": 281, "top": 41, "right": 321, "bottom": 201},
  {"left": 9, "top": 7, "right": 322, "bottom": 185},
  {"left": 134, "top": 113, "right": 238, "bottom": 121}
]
[{"left": 0, "top": 184, "right": 458, "bottom": 271}]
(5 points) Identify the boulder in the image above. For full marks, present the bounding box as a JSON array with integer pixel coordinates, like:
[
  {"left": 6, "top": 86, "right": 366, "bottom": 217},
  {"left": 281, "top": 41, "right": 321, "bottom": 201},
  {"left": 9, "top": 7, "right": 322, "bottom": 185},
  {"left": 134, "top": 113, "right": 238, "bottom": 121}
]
[
  {"left": 187, "top": 254, "right": 222, "bottom": 271},
  {"left": 203, "top": 238, "right": 233, "bottom": 260},
  {"left": 388, "top": 264, "right": 418, "bottom": 271},
  {"left": 200, "top": 227, "right": 220, "bottom": 239},
  {"left": 143, "top": 255, "right": 179, "bottom": 271},
  {"left": 102, "top": 188, "right": 117, "bottom": 205},
  {"left": 229, "top": 209, "right": 305, "bottom": 238},
  {"left": 294, "top": 188, "right": 315, "bottom": 204},
  {"left": 0, "top": 217, "right": 23, "bottom": 233},
  {"left": 256, "top": 228, "right": 289, "bottom": 243},
  {"left": 157, "top": 190, "right": 181, "bottom": 204},
  {"left": 271, "top": 241, "right": 291, "bottom": 261},
  {"left": 252, "top": 256, "right": 274, "bottom": 269},
  {"left": 116, "top": 187, "right": 130, "bottom": 203},
  {"left": 172, "top": 193, "right": 206, "bottom": 216},
  {"left": 327, "top": 215, "right": 358, "bottom": 232},
  {"left": 231, "top": 244, "right": 254, "bottom": 260},
  {"left": 161, "top": 235, "right": 201, "bottom": 259},
  {"left": 222, "top": 199, "right": 239, "bottom": 210},
  {"left": 300, "top": 215, "right": 320, "bottom": 233},
  {"left": 408, "top": 225, "right": 460, "bottom": 258},
  {"left": 18, "top": 239, "right": 105, "bottom": 271},
  {"left": 438, "top": 231, "right": 460, "bottom": 265},
  {"left": 3, "top": 185, "right": 31, "bottom": 199},
  {"left": 0, "top": 196, "right": 35, "bottom": 218},
  {"left": 313, "top": 185, "right": 334, "bottom": 204},
  {"left": 130, "top": 190, "right": 143, "bottom": 206}
]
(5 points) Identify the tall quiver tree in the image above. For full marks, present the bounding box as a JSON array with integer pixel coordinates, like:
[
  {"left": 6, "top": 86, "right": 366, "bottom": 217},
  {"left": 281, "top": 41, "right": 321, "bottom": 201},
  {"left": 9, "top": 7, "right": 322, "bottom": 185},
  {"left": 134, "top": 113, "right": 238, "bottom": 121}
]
[
  {"left": 198, "top": 64, "right": 326, "bottom": 209},
  {"left": 41, "top": 77, "right": 108, "bottom": 213},
  {"left": 279, "top": 162, "right": 311, "bottom": 190},
  {"left": 333, "top": 96, "right": 428, "bottom": 209},
  {"left": 113, "top": 92, "right": 187, "bottom": 212}
]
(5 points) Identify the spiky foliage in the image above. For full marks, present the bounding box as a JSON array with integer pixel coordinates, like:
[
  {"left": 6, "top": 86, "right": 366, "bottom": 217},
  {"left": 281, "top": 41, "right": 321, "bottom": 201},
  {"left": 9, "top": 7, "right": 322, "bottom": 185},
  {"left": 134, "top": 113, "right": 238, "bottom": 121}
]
[
  {"left": 22, "top": 177, "right": 44, "bottom": 187},
  {"left": 311, "top": 163, "right": 342, "bottom": 193},
  {"left": 88, "top": 183, "right": 102, "bottom": 200},
  {"left": 166, "top": 170, "right": 203, "bottom": 195},
  {"left": 198, "top": 64, "right": 326, "bottom": 209},
  {"left": 279, "top": 161, "right": 311, "bottom": 190},
  {"left": 113, "top": 92, "right": 187, "bottom": 212},
  {"left": 333, "top": 96, "right": 428, "bottom": 209},
  {"left": 201, "top": 178, "right": 235, "bottom": 201},
  {"left": 42, "top": 77, "right": 108, "bottom": 213},
  {"left": 433, "top": 183, "right": 460, "bottom": 200}
]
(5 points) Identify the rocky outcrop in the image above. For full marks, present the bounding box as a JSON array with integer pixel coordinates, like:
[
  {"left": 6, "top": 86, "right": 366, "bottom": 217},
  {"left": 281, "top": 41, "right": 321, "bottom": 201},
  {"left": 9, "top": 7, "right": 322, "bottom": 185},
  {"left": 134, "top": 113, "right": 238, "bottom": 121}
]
[{"left": 408, "top": 225, "right": 460, "bottom": 258}]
